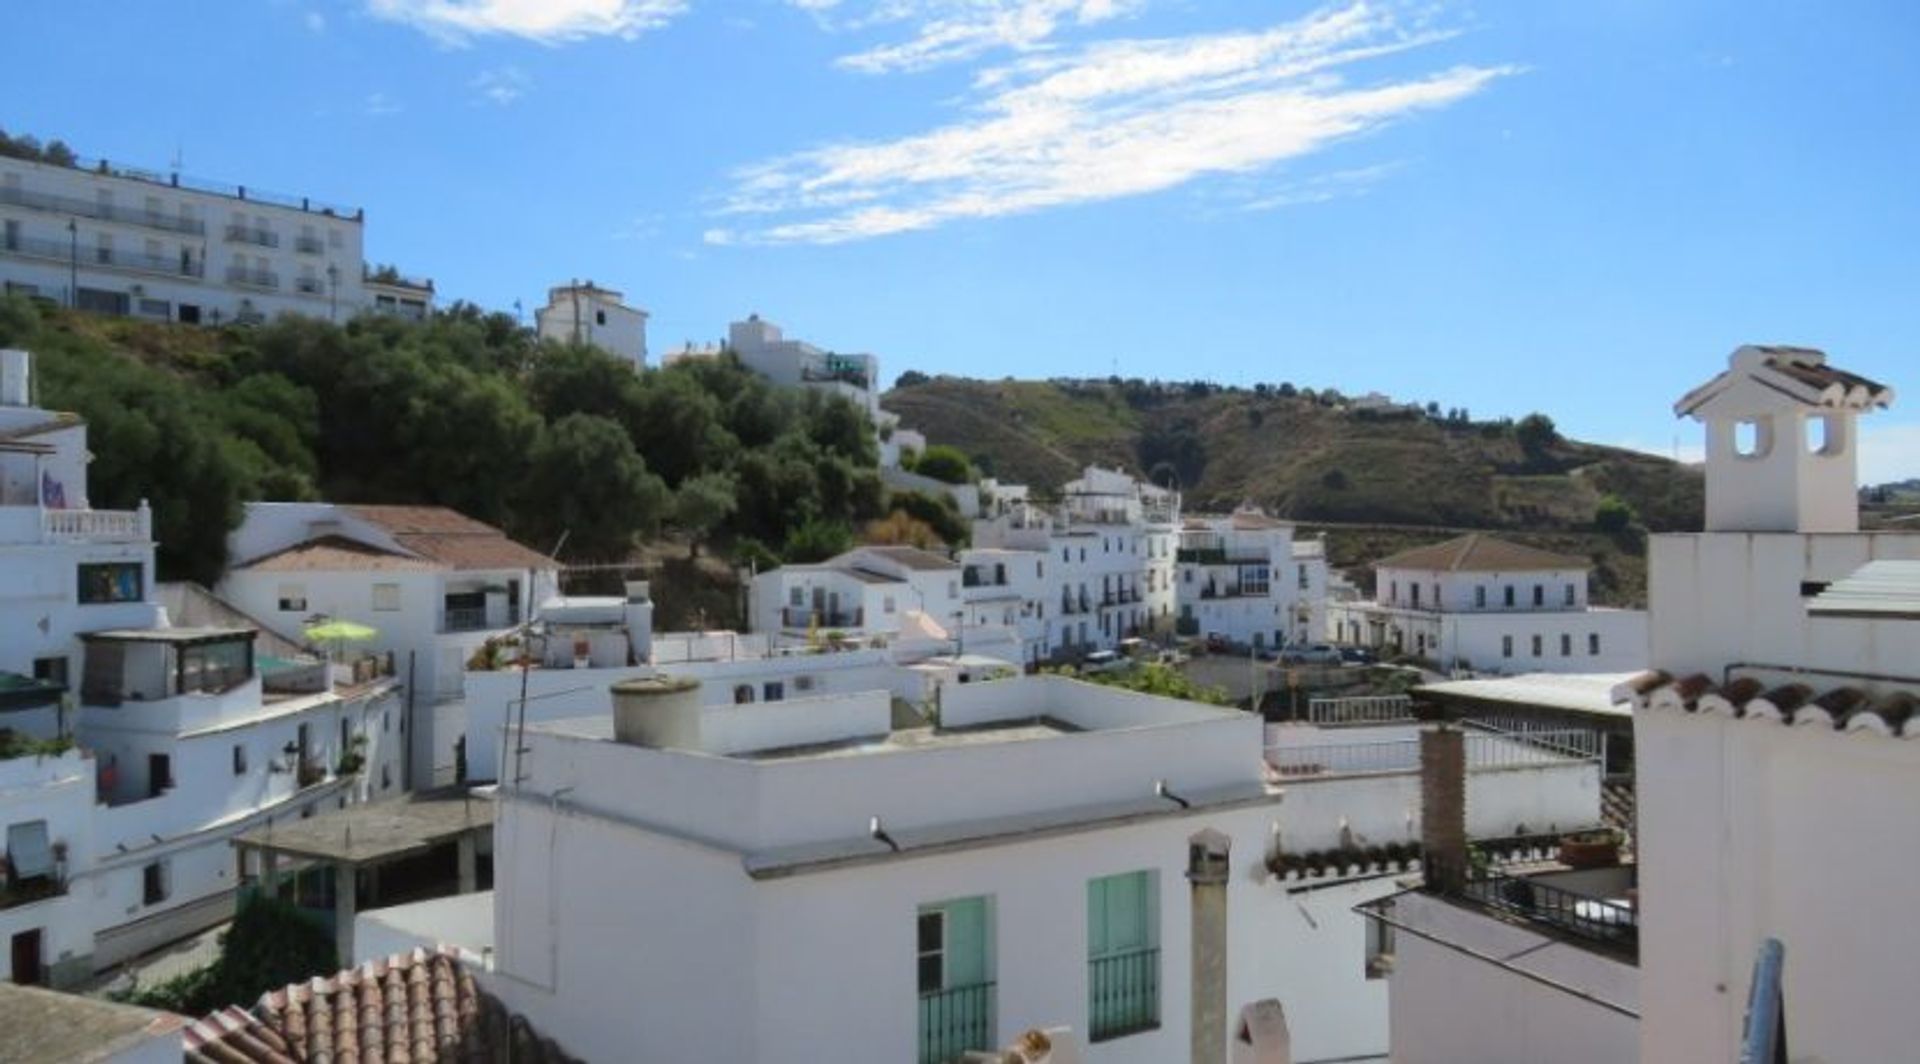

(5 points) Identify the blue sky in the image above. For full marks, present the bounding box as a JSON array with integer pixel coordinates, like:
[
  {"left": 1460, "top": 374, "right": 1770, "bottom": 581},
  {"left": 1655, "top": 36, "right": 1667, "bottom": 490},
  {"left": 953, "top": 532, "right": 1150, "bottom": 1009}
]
[{"left": 6, "top": 0, "right": 1918, "bottom": 481}]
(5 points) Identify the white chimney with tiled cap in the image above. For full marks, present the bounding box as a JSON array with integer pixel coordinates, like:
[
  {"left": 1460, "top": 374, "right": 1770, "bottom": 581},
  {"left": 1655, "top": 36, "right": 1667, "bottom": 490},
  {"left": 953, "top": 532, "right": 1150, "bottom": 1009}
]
[{"left": 1674, "top": 345, "right": 1894, "bottom": 534}]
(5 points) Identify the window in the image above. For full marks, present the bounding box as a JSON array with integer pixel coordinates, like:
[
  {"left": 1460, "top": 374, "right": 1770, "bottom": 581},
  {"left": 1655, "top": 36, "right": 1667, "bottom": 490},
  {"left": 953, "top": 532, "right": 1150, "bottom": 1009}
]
[
  {"left": 383, "top": 710, "right": 391, "bottom": 734},
  {"left": 277, "top": 584, "right": 308, "bottom": 612},
  {"left": 232, "top": 744, "right": 247, "bottom": 775},
  {"left": 31, "top": 656, "right": 68, "bottom": 689},
  {"left": 1390, "top": 581, "right": 1398, "bottom": 602},
  {"left": 788, "top": 586, "right": 804, "bottom": 607},
  {"left": 1734, "top": 417, "right": 1772, "bottom": 459},
  {"left": 1589, "top": 633, "right": 1602, "bottom": 656},
  {"left": 884, "top": 596, "right": 897, "bottom": 614},
  {"left": 1560, "top": 633, "right": 1572, "bottom": 657},
  {"left": 1564, "top": 583, "right": 1576, "bottom": 606},
  {"left": 732, "top": 684, "right": 754, "bottom": 705},
  {"left": 1410, "top": 584, "right": 1420, "bottom": 607},
  {"left": 595, "top": 309, "right": 607, "bottom": 326},
  {"left": 142, "top": 860, "right": 170, "bottom": 906},
  {"left": 1502, "top": 635, "right": 1513, "bottom": 658},
  {"left": 180, "top": 639, "right": 251, "bottom": 694},
  {"left": 78, "top": 563, "right": 143, "bottom": 604},
  {"left": 1088, "top": 870, "right": 1159, "bottom": 1041},
  {"left": 1503, "top": 585, "right": 1515, "bottom": 608},
  {"left": 371, "top": 583, "right": 401, "bottom": 611},
  {"left": 1532, "top": 585, "right": 1544, "bottom": 607},
  {"left": 1298, "top": 566, "right": 1309, "bottom": 590},
  {"left": 763, "top": 681, "right": 784, "bottom": 702},
  {"left": 1531, "top": 634, "right": 1543, "bottom": 656},
  {"left": 918, "top": 897, "right": 994, "bottom": 1063},
  {"left": 1475, "top": 586, "right": 1487, "bottom": 609}
]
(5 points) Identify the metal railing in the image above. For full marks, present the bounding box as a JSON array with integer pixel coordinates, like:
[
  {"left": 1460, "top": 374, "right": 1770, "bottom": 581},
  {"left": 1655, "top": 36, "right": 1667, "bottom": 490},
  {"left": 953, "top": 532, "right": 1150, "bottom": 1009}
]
[
  {"left": 1265, "top": 726, "right": 1601, "bottom": 778},
  {"left": 1, "top": 233, "right": 203, "bottom": 278},
  {"left": 1431, "top": 859, "right": 1637, "bottom": 958},
  {"left": 224, "top": 223, "right": 279, "bottom": 247},
  {"left": 1462, "top": 720, "right": 1607, "bottom": 766},
  {"left": 293, "top": 276, "right": 325, "bottom": 295},
  {"left": 919, "top": 981, "right": 994, "bottom": 1064},
  {"left": 293, "top": 235, "right": 324, "bottom": 254},
  {"left": 45, "top": 154, "right": 362, "bottom": 217},
  {"left": 962, "top": 570, "right": 1007, "bottom": 588},
  {"left": 443, "top": 605, "right": 492, "bottom": 633},
  {"left": 1308, "top": 694, "right": 1415, "bottom": 725},
  {"left": 1088, "top": 947, "right": 1159, "bottom": 1041},
  {"left": 781, "top": 607, "right": 864, "bottom": 629},
  {"left": 224, "top": 266, "right": 279, "bottom": 289},
  {"left": 0, "top": 184, "right": 205, "bottom": 234}
]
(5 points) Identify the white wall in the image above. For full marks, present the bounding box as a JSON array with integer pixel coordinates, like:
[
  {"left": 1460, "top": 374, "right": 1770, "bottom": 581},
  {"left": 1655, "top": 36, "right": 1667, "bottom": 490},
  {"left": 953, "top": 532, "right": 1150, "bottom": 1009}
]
[
  {"left": 0, "top": 750, "right": 97, "bottom": 983},
  {"left": 1636, "top": 706, "right": 1920, "bottom": 1064},
  {"left": 1386, "top": 891, "right": 1638, "bottom": 1064}
]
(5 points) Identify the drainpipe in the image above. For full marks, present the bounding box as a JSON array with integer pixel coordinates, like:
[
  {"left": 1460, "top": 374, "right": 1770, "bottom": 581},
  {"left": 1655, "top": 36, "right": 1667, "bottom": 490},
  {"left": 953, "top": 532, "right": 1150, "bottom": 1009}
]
[{"left": 1188, "top": 828, "right": 1232, "bottom": 1064}]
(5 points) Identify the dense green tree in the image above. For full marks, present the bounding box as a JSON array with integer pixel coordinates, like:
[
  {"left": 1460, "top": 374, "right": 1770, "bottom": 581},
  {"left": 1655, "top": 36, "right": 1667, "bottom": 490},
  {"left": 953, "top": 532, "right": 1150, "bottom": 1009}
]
[
  {"left": 518, "top": 414, "right": 670, "bottom": 561},
  {"left": 894, "top": 370, "right": 931, "bottom": 388},
  {"left": 782, "top": 517, "right": 854, "bottom": 563},
  {"left": 1593, "top": 494, "right": 1638, "bottom": 533},
  {"left": 1516, "top": 413, "right": 1558, "bottom": 462},
  {"left": 911, "top": 444, "right": 974, "bottom": 485},
  {"left": 674, "top": 471, "right": 737, "bottom": 558}
]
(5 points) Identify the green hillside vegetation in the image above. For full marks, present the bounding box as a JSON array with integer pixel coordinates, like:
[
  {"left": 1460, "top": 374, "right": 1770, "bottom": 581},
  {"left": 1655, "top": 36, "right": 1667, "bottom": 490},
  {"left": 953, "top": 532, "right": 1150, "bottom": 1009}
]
[
  {"left": 0, "top": 297, "right": 894, "bottom": 586},
  {"left": 885, "top": 376, "right": 1703, "bottom": 606}
]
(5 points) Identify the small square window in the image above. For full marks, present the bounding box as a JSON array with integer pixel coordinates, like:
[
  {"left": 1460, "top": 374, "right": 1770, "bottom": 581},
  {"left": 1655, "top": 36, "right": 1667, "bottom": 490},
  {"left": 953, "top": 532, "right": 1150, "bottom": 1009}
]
[
  {"left": 143, "top": 861, "right": 169, "bottom": 905},
  {"left": 763, "top": 681, "right": 784, "bottom": 702},
  {"left": 1589, "top": 633, "right": 1601, "bottom": 656},
  {"left": 1531, "top": 634, "right": 1543, "bottom": 656},
  {"left": 278, "top": 584, "right": 307, "bottom": 612}
]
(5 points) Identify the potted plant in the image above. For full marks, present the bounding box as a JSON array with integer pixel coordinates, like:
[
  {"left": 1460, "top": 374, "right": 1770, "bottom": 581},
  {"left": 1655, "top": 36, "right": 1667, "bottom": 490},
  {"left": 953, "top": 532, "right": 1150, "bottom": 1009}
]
[{"left": 1558, "top": 827, "right": 1623, "bottom": 869}]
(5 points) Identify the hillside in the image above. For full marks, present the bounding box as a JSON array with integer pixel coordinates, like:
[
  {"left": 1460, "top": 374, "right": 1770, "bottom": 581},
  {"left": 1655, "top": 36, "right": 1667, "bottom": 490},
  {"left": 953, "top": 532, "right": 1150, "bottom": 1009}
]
[{"left": 885, "top": 376, "right": 1704, "bottom": 606}]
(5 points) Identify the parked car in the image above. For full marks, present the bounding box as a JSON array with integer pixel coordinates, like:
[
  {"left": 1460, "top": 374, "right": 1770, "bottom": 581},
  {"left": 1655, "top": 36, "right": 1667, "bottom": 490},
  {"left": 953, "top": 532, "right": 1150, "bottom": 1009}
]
[
  {"left": 1279, "top": 643, "right": 1343, "bottom": 666},
  {"left": 1205, "top": 632, "right": 1233, "bottom": 654},
  {"left": 1339, "top": 646, "right": 1378, "bottom": 665},
  {"left": 1081, "top": 650, "right": 1127, "bottom": 674}
]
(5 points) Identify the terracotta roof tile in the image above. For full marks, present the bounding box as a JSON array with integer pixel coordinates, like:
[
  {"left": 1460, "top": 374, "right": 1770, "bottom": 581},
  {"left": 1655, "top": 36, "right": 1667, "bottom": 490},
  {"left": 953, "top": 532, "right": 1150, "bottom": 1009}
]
[
  {"left": 185, "top": 948, "right": 576, "bottom": 1064},
  {"left": 1636, "top": 675, "right": 1920, "bottom": 738},
  {"left": 1372, "top": 533, "right": 1587, "bottom": 574},
  {"left": 236, "top": 536, "right": 439, "bottom": 573},
  {"left": 1674, "top": 345, "right": 1894, "bottom": 417}
]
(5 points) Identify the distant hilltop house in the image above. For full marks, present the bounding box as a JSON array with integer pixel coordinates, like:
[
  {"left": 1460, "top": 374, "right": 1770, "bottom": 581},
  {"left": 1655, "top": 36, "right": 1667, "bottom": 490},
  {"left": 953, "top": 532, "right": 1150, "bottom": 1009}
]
[
  {"left": 1328, "top": 532, "right": 1649, "bottom": 674},
  {"left": 0, "top": 148, "right": 433, "bottom": 325},
  {"left": 534, "top": 280, "right": 648, "bottom": 370}
]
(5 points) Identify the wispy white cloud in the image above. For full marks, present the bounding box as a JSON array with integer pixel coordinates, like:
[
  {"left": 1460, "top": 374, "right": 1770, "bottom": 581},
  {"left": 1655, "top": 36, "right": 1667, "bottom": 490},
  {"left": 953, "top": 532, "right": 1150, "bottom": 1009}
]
[
  {"left": 364, "top": 91, "right": 404, "bottom": 116},
  {"left": 366, "top": 0, "right": 686, "bottom": 44},
  {"left": 806, "top": 0, "right": 1145, "bottom": 74},
  {"left": 472, "top": 65, "right": 532, "bottom": 104},
  {"left": 712, "top": 3, "right": 1511, "bottom": 244},
  {"left": 1235, "top": 161, "right": 1404, "bottom": 212},
  {"left": 305, "top": 10, "right": 327, "bottom": 32}
]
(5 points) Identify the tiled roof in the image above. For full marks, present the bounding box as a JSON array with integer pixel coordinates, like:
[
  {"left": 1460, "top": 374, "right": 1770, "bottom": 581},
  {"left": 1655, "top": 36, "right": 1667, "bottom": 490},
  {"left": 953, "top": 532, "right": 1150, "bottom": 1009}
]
[
  {"left": 1674, "top": 345, "right": 1894, "bottom": 417},
  {"left": 1373, "top": 533, "right": 1587, "bottom": 574},
  {"left": 855, "top": 545, "right": 959, "bottom": 571},
  {"left": 1633, "top": 671, "right": 1920, "bottom": 737},
  {"left": 185, "top": 947, "right": 576, "bottom": 1064},
  {"left": 348, "top": 506, "right": 556, "bottom": 572},
  {"left": 236, "top": 535, "right": 440, "bottom": 573}
]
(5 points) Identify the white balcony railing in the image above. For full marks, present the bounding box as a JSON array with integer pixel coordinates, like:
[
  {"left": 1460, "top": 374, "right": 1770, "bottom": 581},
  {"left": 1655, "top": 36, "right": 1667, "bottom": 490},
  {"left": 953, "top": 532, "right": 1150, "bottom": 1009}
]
[{"left": 41, "top": 503, "right": 150, "bottom": 543}]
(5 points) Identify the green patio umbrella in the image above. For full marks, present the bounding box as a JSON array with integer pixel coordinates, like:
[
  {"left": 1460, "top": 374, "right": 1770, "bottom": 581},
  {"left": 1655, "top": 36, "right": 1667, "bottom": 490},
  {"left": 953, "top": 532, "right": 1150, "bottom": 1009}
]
[{"left": 304, "top": 619, "right": 378, "bottom": 660}]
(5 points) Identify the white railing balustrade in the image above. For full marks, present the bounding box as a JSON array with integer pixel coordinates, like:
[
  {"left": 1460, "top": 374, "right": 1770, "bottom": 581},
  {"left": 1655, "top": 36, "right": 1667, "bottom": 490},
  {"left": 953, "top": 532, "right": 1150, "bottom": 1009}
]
[
  {"left": 1308, "top": 695, "right": 1415, "bottom": 726},
  {"left": 41, "top": 504, "right": 150, "bottom": 542},
  {"left": 1264, "top": 722, "right": 1603, "bottom": 779}
]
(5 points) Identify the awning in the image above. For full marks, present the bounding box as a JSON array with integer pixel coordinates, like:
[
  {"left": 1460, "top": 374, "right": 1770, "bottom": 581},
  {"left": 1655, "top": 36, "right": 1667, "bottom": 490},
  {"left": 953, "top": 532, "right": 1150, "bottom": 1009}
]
[{"left": 7, "top": 819, "right": 53, "bottom": 879}]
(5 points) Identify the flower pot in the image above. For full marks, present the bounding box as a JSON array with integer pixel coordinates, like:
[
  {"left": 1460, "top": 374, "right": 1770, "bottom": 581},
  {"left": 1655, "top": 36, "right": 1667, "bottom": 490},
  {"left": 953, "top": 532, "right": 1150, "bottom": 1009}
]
[{"left": 1558, "top": 833, "right": 1621, "bottom": 869}]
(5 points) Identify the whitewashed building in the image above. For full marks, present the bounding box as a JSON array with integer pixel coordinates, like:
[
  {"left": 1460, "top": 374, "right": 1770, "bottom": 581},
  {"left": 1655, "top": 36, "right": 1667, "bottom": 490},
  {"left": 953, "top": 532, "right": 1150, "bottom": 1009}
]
[
  {"left": 1328, "top": 533, "right": 1648, "bottom": 673},
  {"left": 0, "top": 349, "right": 403, "bottom": 985},
  {"left": 1366, "top": 344, "right": 1918, "bottom": 1064},
  {"left": 533, "top": 281, "right": 647, "bottom": 369},
  {"left": 474, "top": 672, "right": 1603, "bottom": 1063},
  {"left": 971, "top": 466, "right": 1184, "bottom": 661},
  {"left": 219, "top": 503, "right": 559, "bottom": 788},
  {"left": 1173, "top": 510, "right": 1328, "bottom": 650},
  {"left": 748, "top": 545, "right": 965, "bottom": 647},
  {"left": 0, "top": 152, "right": 429, "bottom": 325}
]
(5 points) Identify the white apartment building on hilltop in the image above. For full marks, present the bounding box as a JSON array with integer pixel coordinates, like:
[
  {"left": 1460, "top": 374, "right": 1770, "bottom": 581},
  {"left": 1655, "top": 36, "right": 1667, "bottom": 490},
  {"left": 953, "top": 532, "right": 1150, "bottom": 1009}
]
[
  {"left": 471, "top": 671, "right": 1604, "bottom": 1063},
  {"left": 0, "top": 349, "right": 403, "bottom": 986},
  {"left": 534, "top": 281, "right": 647, "bottom": 369},
  {"left": 1329, "top": 533, "right": 1649, "bottom": 674},
  {"left": 0, "top": 152, "right": 431, "bottom": 325},
  {"left": 1173, "top": 510, "right": 1329, "bottom": 650},
  {"left": 1367, "top": 344, "right": 1919, "bottom": 1064}
]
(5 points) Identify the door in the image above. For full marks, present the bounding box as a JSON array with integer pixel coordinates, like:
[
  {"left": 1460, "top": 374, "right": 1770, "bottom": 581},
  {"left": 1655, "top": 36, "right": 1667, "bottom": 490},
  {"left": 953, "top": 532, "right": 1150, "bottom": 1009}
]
[
  {"left": 147, "top": 753, "right": 171, "bottom": 798},
  {"left": 11, "top": 929, "right": 42, "bottom": 986},
  {"left": 918, "top": 897, "right": 993, "bottom": 1063}
]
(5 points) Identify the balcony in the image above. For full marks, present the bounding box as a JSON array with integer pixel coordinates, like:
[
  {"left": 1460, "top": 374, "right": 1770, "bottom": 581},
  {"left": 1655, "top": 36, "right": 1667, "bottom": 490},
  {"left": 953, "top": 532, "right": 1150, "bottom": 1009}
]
[
  {"left": 781, "top": 607, "right": 864, "bottom": 630},
  {"left": 1089, "top": 947, "right": 1159, "bottom": 1041},
  {"left": 962, "top": 570, "right": 1007, "bottom": 589},
  {"left": 293, "top": 275, "right": 325, "bottom": 295},
  {"left": 443, "top": 605, "right": 493, "bottom": 633},
  {"left": 0, "top": 184, "right": 205, "bottom": 235},
  {"left": 224, "top": 266, "right": 279, "bottom": 290},
  {"left": 1427, "top": 859, "right": 1638, "bottom": 960},
  {"left": 0, "top": 233, "right": 203, "bottom": 279},
  {"left": 293, "top": 234, "right": 325, "bottom": 255},
  {"left": 918, "top": 981, "right": 994, "bottom": 1064},
  {"left": 22, "top": 505, "right": 151, "bottom": 544},
  {"left": 224, "top": 223, "right": 279, "bottom": 248},
  {"left": 0, "top": 874, "right": 65, "bottom": 913}
]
